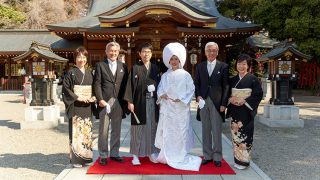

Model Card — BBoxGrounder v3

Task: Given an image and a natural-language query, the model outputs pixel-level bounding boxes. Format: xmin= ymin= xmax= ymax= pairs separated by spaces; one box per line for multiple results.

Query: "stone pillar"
xmin=25 ymin=82 xmax=32 ymax=104
xmin=52 ymin=78 xmax=61 ymax=103
xmin=261 ymin=78 xmax=272 ymax=101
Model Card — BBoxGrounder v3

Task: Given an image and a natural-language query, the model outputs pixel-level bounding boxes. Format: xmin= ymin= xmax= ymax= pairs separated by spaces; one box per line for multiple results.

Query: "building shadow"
xmin=0 ymin=153 xmax=69 ymax=174
xmin=0 ymin=120 xmax=20 ymax=129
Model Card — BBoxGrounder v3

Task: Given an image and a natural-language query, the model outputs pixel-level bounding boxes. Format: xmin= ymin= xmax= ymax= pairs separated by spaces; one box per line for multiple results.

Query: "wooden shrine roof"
xmin=13 ymin=41 xmax=68 ymax=63
xmin=0 ymin=30 xmax=81 ymax=54
xmin=257 ymin=41 xmax=312 ymax=62
xmin=47 ymin=0 xmax=260 ymax=35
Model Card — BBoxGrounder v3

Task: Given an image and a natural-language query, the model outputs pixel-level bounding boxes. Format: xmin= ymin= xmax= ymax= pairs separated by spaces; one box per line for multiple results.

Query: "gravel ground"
xmin=0 ymin=91 xmax=319 ymax=180
xmin=0 ymin=94 xmax=69 ymax=180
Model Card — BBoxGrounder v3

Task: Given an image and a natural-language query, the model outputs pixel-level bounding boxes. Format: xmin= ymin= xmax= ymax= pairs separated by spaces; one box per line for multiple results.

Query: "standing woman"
xmin=227 ymin=54 xmax=263 ymax=170
xmin=155 ymin=42 xmax=201 ymax=171
xmin=62 ymin=47 xmax=95 ymax=168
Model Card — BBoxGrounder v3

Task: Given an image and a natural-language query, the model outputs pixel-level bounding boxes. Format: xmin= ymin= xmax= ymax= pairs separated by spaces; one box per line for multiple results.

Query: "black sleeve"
xmin=194 ymin=64 xmax=201 ymax=100
xmin=123 ymin=66 xmax=134 ymax=103
xmin=62 ymin=69 xmax=77 ymax=118
xmin=221 ymin=63 xmax=230 ymax=107
xmin=246 ymin=76 xmax=263 ymax=110
xmin=93 ymin=63 xmax=103 ymax=102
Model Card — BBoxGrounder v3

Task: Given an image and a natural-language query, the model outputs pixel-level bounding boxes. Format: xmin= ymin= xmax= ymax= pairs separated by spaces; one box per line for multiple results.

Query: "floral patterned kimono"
xmin=62 ymin=67 xmax=93 ymax=165
xmin=227 ymin=73 xmax=263 ymax=167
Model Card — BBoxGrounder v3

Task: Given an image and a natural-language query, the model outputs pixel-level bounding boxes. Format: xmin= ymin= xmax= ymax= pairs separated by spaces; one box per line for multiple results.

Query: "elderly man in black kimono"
xmin=94 ymin=41 xmax=128 ymax=165
xmin=124 ymin=42 xmax=160 ymax=165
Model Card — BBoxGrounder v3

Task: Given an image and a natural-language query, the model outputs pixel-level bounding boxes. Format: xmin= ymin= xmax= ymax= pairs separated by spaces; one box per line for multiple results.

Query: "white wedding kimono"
xmin=155 ymin=69 xmax=201 ymax=171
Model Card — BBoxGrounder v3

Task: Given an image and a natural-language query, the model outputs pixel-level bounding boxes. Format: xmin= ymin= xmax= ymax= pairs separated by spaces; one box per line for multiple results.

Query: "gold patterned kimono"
xmin=227 ymin=73 xmax=263 ymax=167
xmin=62 ymin=67 xmax=93 ymax=165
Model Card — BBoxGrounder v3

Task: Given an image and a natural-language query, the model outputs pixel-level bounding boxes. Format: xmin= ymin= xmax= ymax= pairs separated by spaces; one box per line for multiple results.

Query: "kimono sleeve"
xmin=157 ymin=73 xmax=166 ymax=98
xmin=62 ymin=70 xmax=78 ymax=118
xmin=123 ymin=68 xmax=135 ymax=103
xmin=180 ymin=72 xmax=195 ymax=105
xmin=245 ymin=76 xmax=263 ymax=110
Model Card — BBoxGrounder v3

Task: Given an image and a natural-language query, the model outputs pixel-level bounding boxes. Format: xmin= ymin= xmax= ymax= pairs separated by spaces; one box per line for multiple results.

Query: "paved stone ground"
xmin=222 ymin=90 xmax=320 ymax=180
xmin=0 ymin=90 xmax=319 ymax=180
xmin=0 ymin=94 xmax=69 ymax=180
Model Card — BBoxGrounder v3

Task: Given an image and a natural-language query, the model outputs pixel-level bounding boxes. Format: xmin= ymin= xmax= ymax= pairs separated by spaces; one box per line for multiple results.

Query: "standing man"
xmin=194 ymin=42 xmax=229 ymax=167
xmin=94 ymin=41 xmax=128 ymax=165
xmin=124 ymin=43 xmax=160 ymax=165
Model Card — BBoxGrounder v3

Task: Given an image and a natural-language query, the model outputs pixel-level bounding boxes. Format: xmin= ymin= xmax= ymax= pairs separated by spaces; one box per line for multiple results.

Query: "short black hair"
xmin=138 ymin=42 xmax=153 ymax=52
xmin=236 ymin=54 xmax=252 ymax=70
xmin=74 ymin=46 xmax=88 ymax=62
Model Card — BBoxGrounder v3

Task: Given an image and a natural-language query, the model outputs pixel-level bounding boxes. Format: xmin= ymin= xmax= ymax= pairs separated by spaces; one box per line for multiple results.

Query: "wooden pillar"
xmin=8 ymin=57 xmax=11 ymax=89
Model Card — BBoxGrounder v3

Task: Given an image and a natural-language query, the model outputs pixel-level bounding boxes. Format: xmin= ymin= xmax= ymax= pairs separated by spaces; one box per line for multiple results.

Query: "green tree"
xmin=0 ymin=5 xmax=26 ymax=28
xmin=252 ymin=0 xmax=320 ymax=61
xmin=216 ymin=0 xmax=259 ymax=22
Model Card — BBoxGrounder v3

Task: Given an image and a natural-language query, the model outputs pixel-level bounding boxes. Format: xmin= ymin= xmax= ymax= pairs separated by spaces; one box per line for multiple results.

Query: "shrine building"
xmin=0 ymin=0 xmax=260 ymax=90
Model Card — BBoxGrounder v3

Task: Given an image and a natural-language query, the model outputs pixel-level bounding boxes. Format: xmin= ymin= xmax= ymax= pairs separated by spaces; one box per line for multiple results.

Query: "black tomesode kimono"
xmin=227 ymin=73 xmax=263 ymax=167
xmin=62 ymin=67 xmax=93 ymax=165
xmin=123 ymin=61 xmax=160 ymax=156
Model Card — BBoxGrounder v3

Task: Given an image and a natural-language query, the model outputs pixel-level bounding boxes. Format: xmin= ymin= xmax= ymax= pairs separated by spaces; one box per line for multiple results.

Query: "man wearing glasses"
xmin=124 ymin=43 xmax=160 ymax=165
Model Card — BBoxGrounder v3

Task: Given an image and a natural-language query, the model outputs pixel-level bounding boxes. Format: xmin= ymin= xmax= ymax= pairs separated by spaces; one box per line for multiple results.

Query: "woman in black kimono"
xmin=62 ymin=47 xmax=95 ymax=168
xmin=227 ymin=54 xmax=263 ymax=170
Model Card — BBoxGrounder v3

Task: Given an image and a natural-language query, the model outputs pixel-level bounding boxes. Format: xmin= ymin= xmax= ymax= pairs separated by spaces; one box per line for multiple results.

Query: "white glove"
xmin=198 ymin=99 xmax=205 ymax=109
xmin=147 ymin=84 xmax=155 ymax=92
xmin=105 ymin=103 xmax=111 ymax=114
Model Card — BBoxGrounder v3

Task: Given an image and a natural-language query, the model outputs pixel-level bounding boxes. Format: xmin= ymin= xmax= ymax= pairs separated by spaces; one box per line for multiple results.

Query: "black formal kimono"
xmin=227 ymin=73 xmax=263 ymax=167
xmin=62 ymin=67 xmax=93 ymax=165
xmin=124 ymin=61 xmax=160 ymax=156
xmin=124 ymin=61 xmax=160 ymax=125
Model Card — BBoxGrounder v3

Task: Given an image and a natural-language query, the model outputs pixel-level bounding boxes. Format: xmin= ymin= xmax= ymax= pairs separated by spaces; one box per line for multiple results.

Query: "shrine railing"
xmin=0 ymin=77 xmax=24 ymax=90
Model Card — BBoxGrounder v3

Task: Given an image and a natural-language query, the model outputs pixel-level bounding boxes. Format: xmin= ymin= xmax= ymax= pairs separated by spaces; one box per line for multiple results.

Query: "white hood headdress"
xmin=162 ymin=42 xmax=186 ymax=69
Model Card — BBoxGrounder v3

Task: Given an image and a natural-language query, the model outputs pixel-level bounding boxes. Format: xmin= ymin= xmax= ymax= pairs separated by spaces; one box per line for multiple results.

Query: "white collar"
xmin=207 ymin=59 xmax=216 ymax=65
xmin=108 ymin=59 xmax=117 ymax=65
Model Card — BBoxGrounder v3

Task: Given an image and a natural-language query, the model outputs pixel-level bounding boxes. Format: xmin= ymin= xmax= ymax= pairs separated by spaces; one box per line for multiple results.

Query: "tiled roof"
xmin=47 ymin=0 xmax=259 ymax=31
xmin=12 ymin=42 xmax=68 ymax=62
xmin=257 ymin=42 xmax=312 ymax=61
xmin=0 ymin=30 xmax=82 ymax=52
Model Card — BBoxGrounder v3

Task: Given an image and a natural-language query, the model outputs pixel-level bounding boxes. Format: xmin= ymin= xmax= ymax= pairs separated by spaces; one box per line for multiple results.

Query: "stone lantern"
xmin=189 ymin=48 xmax=198 ymax=78
xmin=257 ymin=41 xmax=311 ymax=127
xmin=13 ymin=41 xmax=68 ymax=129
xmin=13 ymin=41 xmax=67 ymax=106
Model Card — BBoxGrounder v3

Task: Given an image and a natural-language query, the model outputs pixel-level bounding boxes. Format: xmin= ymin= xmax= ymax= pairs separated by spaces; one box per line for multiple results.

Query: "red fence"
xmin=298 ymin=61 xmax=318 ymax=88
xmin=298 ymin=61 xmax=320 ymax=96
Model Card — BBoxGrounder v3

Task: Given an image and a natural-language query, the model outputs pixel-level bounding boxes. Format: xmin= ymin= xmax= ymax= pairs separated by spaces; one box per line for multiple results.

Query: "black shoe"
xmin=214 ymin=161 xmax=222 ymax=167
xmin=99 ymin=158 xmax=107 ymax=166
xmin=110 ymin=156 xmax=124 ymax=162
xmin=201 ymin=159 xmax=212 ymax=165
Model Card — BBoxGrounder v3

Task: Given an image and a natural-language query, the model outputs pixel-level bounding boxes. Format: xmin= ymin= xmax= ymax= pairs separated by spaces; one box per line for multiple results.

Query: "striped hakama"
xmin=130 ymin=93 xmax=158 ymax=156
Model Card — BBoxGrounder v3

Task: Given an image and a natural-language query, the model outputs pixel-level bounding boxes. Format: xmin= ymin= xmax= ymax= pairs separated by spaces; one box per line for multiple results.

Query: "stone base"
xmin=258 ymin=104 xmax=304 ymax=127
xmin=21 ymin=105 xmax=62 ymax=129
